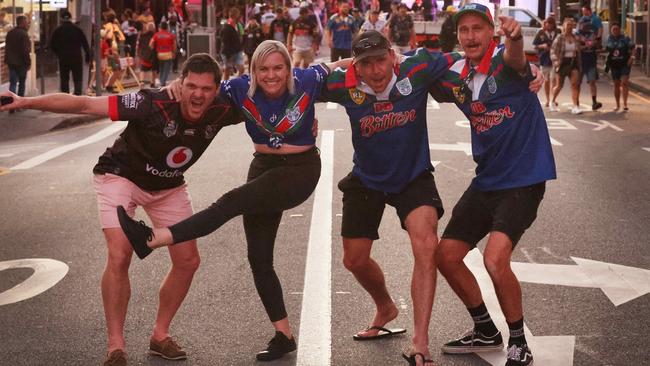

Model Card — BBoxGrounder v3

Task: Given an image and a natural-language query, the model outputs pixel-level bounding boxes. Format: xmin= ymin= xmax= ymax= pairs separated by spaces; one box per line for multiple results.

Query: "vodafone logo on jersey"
xmin=166 ymin=146 xmax=193 ymax=168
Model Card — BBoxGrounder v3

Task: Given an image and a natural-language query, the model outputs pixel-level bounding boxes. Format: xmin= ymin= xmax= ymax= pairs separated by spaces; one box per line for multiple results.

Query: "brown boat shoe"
xmin=103 ymin=349 xmax=127 ymax=366
xmin=149 ymin=336 xmax=187 ymax=360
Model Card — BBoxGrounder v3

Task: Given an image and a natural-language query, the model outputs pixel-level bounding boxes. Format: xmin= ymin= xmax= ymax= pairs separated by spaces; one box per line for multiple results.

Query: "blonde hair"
xmin=247 ymin=40 xmax=295 ymax=98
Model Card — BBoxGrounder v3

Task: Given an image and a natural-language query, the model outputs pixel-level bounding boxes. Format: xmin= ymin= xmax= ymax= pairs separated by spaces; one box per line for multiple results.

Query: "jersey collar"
xmin=460 ymin=39 xmax=497 ymax=78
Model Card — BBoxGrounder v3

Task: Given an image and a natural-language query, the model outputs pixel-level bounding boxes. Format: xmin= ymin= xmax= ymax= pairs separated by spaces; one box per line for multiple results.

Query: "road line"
xmin=297 ymin=130 xmax=334 ymax=366
xmin=629 ymin=89 xmax=650 ymax=103
xmin=0 ymin=153 xmax=15 ymax=157
xmin=643 ymin=147 xmax=650 ymax=153
xmin=11 ymin=122 xmax=126 ymax=170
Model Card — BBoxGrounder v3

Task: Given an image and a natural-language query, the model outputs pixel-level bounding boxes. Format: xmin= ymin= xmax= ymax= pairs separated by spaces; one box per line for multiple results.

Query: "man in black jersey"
xmin=0 ymin=54 xmax=241 ymax=366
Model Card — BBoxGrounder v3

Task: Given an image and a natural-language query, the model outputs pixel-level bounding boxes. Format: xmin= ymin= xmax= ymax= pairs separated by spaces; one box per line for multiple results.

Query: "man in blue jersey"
xmin=324 ymin=30 xmax=460 ymax=365
xmin=432 ymin=4 xmax=556 ymax=366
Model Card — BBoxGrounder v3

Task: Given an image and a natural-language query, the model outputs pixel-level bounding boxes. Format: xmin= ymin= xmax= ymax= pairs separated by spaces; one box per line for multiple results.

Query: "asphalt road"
xmin=0 ymin=79 xmax=649 ymax=366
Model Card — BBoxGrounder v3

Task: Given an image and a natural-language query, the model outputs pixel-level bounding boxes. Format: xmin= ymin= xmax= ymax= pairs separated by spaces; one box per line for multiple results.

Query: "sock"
xmin=592 ymin=95 xmax=598 ymax=104
xmin=468 ymin=302 xmax=499 ymax=337
xmin=507 ymin=318 xmax=527 ymax=346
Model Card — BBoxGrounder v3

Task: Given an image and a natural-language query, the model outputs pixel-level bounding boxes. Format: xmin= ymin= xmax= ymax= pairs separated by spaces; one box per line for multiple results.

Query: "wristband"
xmin=508 ymin=34 xmax=523 ymax=42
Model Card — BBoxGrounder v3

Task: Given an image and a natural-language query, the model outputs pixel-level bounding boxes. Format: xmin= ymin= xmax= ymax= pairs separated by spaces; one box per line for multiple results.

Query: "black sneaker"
xmin=592 ymin=101 xmax=603 ymax=110
xmin=116 ymin=205 xmax=153 ymax=259
xmin=505 ymin=343 xmax=533 ymax=366
xmin=256 ymin=331 xmax=297 ymax=361
xmin=441 ymin=329 xmax=503 ymax=354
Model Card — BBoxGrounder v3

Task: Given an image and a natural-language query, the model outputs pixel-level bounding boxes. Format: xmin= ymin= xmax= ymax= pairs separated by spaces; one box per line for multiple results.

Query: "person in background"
xmin=387 ymin=3 xmax=416 ymax=54
xmin=5 ymin=15 xmax=31 ymax=102
xmin=606 ymin=22 xmax=635 ymax=111
xmin=121 ymin=9 xmax=139 ymax=57
xmin=270 ymin=7 xmax=291 ymax=43
xmin=576 ymin=17 xmax=602 ymax=111
xmin=167 ymin=15 xmax=183 ymax=72
xmin=150 ymin=21 xmax=176 ymax=87
xmin=138 ymin=22 xmax=158 ymax=87
xmin=581 ymin=5 xmax=603 ymax=42
xmin=243 ymin=18 xmax=265 ymax=66
xmin=104 ymin=9 xmax=126 ymax=56
xmin=138 ymin=6 xmax=155 ymax=25
xmin=326 ymin=0 xmax=357 ymax=61
xmin=533 ymin=16 xmax=558 ymax=108
xmin=260 ymin=5 xmax=277 ymax=39
xmin=551 ymin=17 xmax=582 ymax=114
xmin=351 ymin=7 xmax=365 ymax=32
xmin=439 ymin=6 xmax=458 ymax=52
xmin=50 ymin=10 xmax=91 ymax=96
xmin=360 ymin=9 xmax=386 ymax=34
xmin=220 ymin=7 xmax=245 ymax=80
xmin=288 ymin=6 xmax=320 ymax=68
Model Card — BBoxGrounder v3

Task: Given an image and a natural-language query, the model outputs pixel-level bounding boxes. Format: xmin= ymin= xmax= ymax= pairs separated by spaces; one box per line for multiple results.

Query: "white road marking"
xmin=431 ymin=160 xmax=441 ymax=167
xmin=0 ymin=258 xmax=69 ymax=306
xmin=297 ymin=130 xmax=334 ymax=366
xmin=574 ymin=119 xmax=623 ymax=132
xmin=428 ymin=99 xmax=440 ymax=109
xmin=465 ymin=251 xmax=576 ymax=366
xmin=0 ymin=153 xmax=14 ymax=158
xmin=326 ymin=102 xmax=338 ymax=110
xmin=290 ymin=214 xmax=304 ymax=218
xmin=546 ymin=118 xmax=577 ymax=130
xmin=642 ymin=147 xmax=650 ymax=153
xmin=513 ymin=257 xmax=650 ymax=306
xmin=11 ymin=122 xmax=127 ymax=170
xmin=549 ymin=136 xmax=563 ymax=146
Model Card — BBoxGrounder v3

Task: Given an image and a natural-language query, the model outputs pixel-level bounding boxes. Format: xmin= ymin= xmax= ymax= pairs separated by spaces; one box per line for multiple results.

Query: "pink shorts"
xmin=93 ymin=173 xmax=193 ymax=229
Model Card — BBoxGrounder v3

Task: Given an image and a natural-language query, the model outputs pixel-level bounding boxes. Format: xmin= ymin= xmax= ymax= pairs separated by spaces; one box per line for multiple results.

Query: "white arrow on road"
xmin=465 ymin=250 xmax=576 ymax=366
xmin=574 ymin=119 xmax=623 ymax=131
xmin=0 ymin=258 xmax=69 ymax=306
xmin=429 ymin=142 xmax=472 ymax=156
xmin=513 ymin=257 xmax=650 ymax=306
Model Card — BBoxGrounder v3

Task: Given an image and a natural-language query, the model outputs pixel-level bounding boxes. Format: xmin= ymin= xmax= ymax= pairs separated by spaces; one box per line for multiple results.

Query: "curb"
xmin=50 ymin=114 xmax=105 ymax=131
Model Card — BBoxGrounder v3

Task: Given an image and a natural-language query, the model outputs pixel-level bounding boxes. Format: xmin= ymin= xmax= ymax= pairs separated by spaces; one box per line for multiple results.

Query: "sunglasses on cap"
xmin=352 ymin=32 xmax=390 ymax=58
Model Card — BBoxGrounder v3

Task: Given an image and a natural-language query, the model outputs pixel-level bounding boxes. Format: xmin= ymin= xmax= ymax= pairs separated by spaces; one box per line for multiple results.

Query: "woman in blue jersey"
xmin=117 ymin=41 xmax=349 ymax=361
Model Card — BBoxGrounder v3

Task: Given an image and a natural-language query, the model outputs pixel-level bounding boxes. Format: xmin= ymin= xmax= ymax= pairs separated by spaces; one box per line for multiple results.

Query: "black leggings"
xmin=170 ymin=147 xmax=321 ymax=321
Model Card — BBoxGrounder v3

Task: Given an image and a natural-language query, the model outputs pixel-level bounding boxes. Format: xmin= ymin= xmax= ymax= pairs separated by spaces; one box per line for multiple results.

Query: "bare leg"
xmin=621 ymin=75 xmax=630 ymax=108
xmin=482 ymin=232 xmax=522 ymax=323
xmin=570 ymin=70 xmax=581 ymax=106
xmin=613 ymin=79 xmax=621 ymax=109
xmin=551 ymin=74 xmax=564 ymax=104
xmin=101 ymin=228 xmax=133 ymax=353
xmin=152 ymin=240 xmax=200 ymax=340
xmin=436 ymin=239 xmax=483 ymax=308
xmin=342 ymin=237 xmax=399 ymax=337
xmin=404 ymin=206 xmax=440 ymax=363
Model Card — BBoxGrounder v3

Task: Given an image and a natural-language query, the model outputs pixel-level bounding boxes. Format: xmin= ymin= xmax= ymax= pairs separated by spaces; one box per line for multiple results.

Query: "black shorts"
xmin=338 ymin=171 xmax=444 ymax=240
xmin=442 ymin=182 xmax=546 ymax=248
xmin=331 ymin=48 xmax=352 ymax=62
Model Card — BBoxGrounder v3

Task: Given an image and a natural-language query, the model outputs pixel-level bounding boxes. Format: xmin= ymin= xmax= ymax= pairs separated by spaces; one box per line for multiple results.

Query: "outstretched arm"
xmin=324 ymin=57 xmax=352 ymax=71
xmin=498 ymin=16 xmax=526 ymax=73
xmin=0 ymin=91 xmax=109 ymax=116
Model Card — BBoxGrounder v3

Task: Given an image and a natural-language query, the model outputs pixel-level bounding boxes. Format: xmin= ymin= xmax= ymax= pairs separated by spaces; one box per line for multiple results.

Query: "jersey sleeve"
xmin=417 ymin=48 xmax=462 ymax=85
xmin=108 ymin=90 xmax=154 ymax=121
xmin=321 ymin=67 xmax=348 ymax=103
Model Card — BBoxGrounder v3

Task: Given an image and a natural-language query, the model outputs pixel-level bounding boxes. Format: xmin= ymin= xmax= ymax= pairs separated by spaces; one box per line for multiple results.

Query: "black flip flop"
xmin=352 ymin=325 xmax=407 ymax=341
xmin=401 ymin=352 xmax=435 ymax=366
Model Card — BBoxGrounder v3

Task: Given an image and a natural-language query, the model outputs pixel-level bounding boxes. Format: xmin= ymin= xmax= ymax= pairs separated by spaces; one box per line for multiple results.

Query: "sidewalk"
xmin=0 ymin=70 xmax=175 ymax=143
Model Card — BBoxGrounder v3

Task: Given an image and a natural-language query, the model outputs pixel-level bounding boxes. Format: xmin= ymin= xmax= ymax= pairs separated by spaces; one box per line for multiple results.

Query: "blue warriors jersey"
xmin=221 ymin=64 xmax=329 ymax=148
xmin=325 ymin=48 xmax=461 ymax=193
xmin=433 ymin=42 xmax=557 ymax=191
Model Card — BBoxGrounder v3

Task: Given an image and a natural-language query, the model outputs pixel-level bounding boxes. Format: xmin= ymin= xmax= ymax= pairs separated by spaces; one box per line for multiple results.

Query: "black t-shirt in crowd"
xmin=93 ymin=89 xmax=241 ymax=191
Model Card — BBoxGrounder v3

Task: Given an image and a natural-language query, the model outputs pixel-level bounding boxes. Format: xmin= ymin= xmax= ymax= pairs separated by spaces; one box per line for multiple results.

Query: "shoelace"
xmin=507 ymin=344 xmax=522 ymax=360
xmin=136 ymin=220 xmax=154 ymax=242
